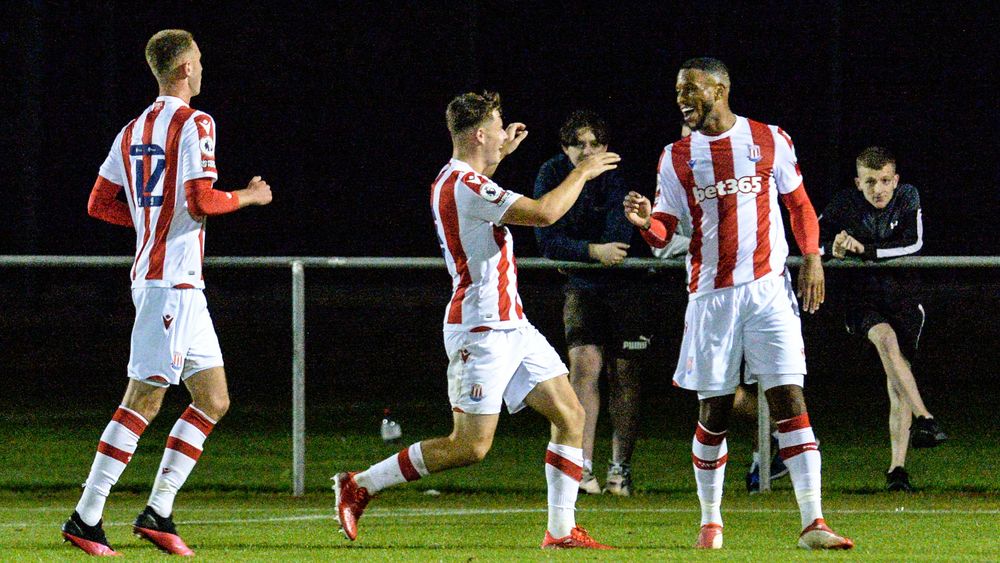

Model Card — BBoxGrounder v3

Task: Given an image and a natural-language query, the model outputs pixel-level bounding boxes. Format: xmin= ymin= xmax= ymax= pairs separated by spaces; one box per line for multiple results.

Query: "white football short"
xmin=673 ymin=272 xmax=807 ymax=394
xmin=128 ymin=287 xmax=224 ymax=387
xmin=444 ymin=324 xmax=568 ymax=415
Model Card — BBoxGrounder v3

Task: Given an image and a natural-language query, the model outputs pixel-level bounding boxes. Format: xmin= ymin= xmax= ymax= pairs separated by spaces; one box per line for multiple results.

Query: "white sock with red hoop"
xmin=354 ymin=442 xmax=428 ymax=494
xmin=692 ymin=422 xmax=727 ymax=527
xmin=147 ymin=405 xmax=217 ymax=518
xmin=545 ymin=442 xmax=582 ymax=538
xmin=76 ymin=406 xmax=149 ymax=526
xmin=777 ymin=413 xmax=823 ymax=529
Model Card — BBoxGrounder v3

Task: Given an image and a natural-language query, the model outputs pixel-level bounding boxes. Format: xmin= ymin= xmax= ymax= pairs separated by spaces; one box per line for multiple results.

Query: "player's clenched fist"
xmin=576 ymin=152 xmax=620 ymax=181
xmin=501 ymin=122 xmax=528 ymax=157
xmin=241 ymin=176 xmax=273 ymax=206
xmin=623 ymin=191 xmax=652 ymax=229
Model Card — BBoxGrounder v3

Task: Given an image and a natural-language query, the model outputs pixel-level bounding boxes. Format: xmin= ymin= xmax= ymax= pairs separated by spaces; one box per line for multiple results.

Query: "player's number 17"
xmin=130 ymin=144 xmax=166 ymax=208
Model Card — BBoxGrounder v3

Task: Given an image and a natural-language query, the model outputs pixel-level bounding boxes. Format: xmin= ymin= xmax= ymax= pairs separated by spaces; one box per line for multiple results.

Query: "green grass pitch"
xmin=2 ymin=404 xmax=998 ymax=560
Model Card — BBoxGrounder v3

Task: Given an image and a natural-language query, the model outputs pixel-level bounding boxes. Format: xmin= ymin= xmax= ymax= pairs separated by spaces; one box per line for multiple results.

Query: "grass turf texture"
xmin=3 ymin=401 xmax=999 ymax=561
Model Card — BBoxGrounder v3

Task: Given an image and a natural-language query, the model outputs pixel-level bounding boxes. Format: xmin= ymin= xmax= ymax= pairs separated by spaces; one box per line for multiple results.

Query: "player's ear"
xmin=474 ymin=127 xmax=486 ymax=145
xmin=715 ymin=83 xmax=728 ymax=102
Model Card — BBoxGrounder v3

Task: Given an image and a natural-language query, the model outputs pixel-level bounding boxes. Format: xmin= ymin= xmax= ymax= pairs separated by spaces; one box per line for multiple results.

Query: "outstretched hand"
xmin=501 ymin=123 xmax=528 ymax=158
xmin=623 ymin=191 xmax=652 ymax=229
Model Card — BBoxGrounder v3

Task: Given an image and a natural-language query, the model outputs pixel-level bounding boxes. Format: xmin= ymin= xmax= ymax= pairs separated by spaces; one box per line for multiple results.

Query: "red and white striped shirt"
xmin=653 ymin=116 xmax=804 ymax=298
xmin=430 ymin=158 xmax=528 ymax=331
xmin=98 ymin=96 xmax=218 ymax=289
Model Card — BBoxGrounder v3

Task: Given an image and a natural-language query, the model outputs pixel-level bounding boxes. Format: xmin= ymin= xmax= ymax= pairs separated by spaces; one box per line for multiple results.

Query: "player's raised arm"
xmin=483 ymin=122 xmax=528 ymax=178
xmin=502 ymin=152 xmax=620 ymax=227
xmin=624 ymin=191 xmax=679 ymax=250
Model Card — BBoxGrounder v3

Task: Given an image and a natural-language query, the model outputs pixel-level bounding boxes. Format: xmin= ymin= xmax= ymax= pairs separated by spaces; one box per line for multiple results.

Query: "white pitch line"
xmin=3 ymin=506 xmax=998 ymax=529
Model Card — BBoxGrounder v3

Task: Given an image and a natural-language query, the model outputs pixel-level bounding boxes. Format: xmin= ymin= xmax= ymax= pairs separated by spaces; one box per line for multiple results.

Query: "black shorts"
xmin=563 ymin=286 xmax=652 ymax=358
xmin=845 ymin=298 xmax=925 ymax=360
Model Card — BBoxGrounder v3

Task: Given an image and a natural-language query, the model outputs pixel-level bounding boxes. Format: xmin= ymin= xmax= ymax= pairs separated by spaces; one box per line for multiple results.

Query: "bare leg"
xmin=568 ymin=345 xmax=602 ymax=462
xmin=732 ymin=385 xmax=758 ymax=450
xmin=421 ymin=411 xmax=500 ymax=472
xmin=886 ymin=376 xmax=912 ymax=470
xmin=121 ymin=379 xmax=169 ymax=422
xmin=608 ymin=358 xmax=640 ymax=464
xmin=868 ymin=323 xmax=931 ymax=418
xmin=524 ymin=375 xmax=586 ymax=446
xmin=183 ymin=366 xmax=230 ymax=421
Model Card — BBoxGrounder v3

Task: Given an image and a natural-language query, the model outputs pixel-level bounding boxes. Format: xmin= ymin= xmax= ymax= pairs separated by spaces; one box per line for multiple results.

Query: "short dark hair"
xmin=446 ymin=91 xmax=502 ymax=135
xmin=145 ymin=29 xmax=195 ymax=81
xmin=559 ymin=110 xmax=609 ymax=147
xmin=680 ymin=57 xmax=731 ymax=85
xmin=856 ymin=146 xmax=896 ymax=172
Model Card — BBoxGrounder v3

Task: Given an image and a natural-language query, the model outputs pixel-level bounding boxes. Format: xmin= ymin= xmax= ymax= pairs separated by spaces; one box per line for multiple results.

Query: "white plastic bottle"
xmin=380 ymin=408 xmax=402 ymax=443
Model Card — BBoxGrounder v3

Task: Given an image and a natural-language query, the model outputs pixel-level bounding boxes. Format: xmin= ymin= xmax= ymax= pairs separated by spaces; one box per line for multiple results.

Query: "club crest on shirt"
xmin=748 ymin=144 xmax=762 ymax=162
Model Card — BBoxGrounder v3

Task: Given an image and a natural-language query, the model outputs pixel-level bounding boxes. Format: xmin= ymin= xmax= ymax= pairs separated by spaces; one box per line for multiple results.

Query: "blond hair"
xmin=145 ymin=29 xmax=195 ymax=82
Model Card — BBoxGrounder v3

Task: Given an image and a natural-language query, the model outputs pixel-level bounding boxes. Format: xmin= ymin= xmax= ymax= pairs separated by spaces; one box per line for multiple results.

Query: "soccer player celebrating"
xmin=61 ymin=29 xmax=272 ymax=556
xmin=623 ymin=57 xmax=853 ymax=550
xmin=820 ymin=146 xmax=946 ymax=492
xmin=333 ymin=92 xmax=619 ymax=549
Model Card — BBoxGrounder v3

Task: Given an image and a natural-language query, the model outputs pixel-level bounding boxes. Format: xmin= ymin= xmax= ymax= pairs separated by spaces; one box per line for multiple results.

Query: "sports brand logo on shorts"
xmin=162 ymin=314 xmax=174 ymax=330
xmin=470 ymin=383 xmax=484 ymax=402
xmin=171 ymin=352 xmax=183 ymax=370
xmin=622 ymin=335 xmax=652 ymax=351
xmin=748 ymin=144 xmax=762 ymax=162
xmin=460 ymin=349 xmax=471 ymax=363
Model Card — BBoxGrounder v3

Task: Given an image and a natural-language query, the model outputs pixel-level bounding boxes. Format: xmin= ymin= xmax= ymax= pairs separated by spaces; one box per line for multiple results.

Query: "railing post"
xmin=292 ymin=261 xmax=306 ymax=496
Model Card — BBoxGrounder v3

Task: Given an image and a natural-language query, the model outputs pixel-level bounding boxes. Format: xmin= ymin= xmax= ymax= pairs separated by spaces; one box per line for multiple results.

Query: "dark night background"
xmin=3 ymin=1 xmax=999 ymax=257
xmin=1 ymin=3 xmax=998 ymax=435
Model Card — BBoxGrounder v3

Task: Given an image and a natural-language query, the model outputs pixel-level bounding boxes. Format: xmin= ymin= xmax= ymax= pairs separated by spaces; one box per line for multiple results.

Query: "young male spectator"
xmin=819 ymin=146 xmax=947 ymax=492
xmin=534 ymin=110 xmax=653 ymax=496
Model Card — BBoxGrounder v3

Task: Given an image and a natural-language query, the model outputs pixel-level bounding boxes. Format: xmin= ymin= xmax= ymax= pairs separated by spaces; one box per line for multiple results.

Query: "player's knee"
xmin=131 ymin=402 xmax=161 ymax=422
xmin=559 ymin=399 xmax=586 ymax=432
xmin=123 ymin=395 xmax=162 ymax=422
xmin=468 ymin=441 xmax=492 ymax=463
xmin=455 ymin=438 xmax=492 ymax=465
xmin=194 ymin=394 xmax=230 ymax=421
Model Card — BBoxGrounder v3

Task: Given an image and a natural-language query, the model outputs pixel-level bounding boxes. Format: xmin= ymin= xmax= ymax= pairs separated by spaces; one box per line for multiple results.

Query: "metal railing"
xmin=2 ymin=255 xmax=997 ymax=495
